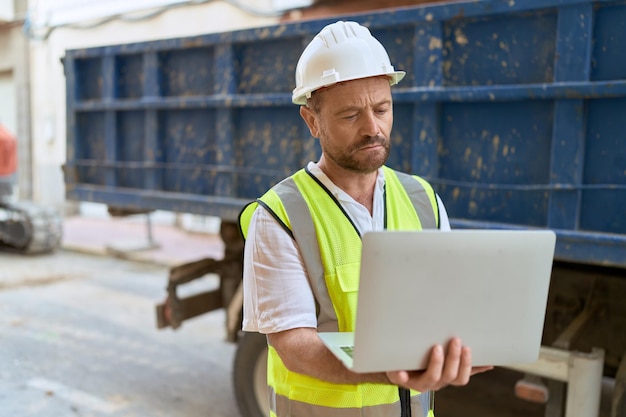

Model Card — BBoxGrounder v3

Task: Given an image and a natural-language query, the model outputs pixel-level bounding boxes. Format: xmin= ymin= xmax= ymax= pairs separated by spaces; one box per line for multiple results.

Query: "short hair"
xmin=306 ymin=92 xmax=323 ymax=114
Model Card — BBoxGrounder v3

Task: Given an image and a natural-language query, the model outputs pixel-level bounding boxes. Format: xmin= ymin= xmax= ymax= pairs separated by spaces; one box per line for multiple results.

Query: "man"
xmin=240 ymin=21 xmax=492 ymax=417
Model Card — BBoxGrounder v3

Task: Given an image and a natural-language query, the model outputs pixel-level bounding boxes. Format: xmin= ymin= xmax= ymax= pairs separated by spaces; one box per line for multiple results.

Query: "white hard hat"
xmin=292 ymin=21 xmax=406 ymax=105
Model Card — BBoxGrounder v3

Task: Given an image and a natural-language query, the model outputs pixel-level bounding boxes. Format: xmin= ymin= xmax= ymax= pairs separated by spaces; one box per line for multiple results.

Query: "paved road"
xmin=0 ymin=250 xmax=239 ymax=417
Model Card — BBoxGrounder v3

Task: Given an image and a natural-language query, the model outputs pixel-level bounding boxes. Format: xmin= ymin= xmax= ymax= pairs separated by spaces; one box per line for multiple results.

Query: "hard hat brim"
xmin=292 ymin=71 xmax=406 ymax=105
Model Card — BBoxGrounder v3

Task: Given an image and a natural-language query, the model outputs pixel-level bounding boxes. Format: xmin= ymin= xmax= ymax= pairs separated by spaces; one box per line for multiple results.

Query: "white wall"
xmin=0 ymin=0 xmax=15 ymax=22
xmin=28 ymin=0 xmax=281 ymax=212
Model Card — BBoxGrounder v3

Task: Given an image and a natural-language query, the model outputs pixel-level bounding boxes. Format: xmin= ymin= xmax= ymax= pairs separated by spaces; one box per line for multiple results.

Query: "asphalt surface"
xmin=0 ymin=249 xmax=239 ymax=417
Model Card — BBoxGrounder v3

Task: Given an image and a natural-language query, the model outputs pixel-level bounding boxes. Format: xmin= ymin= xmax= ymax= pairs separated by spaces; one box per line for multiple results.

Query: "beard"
xmin=322 ymin=134 xmax=390 ymax=174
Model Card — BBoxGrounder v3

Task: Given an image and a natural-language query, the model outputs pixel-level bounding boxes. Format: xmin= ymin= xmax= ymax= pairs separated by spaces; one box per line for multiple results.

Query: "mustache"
xmin=356 ymin=135 xmax=387 ymax=148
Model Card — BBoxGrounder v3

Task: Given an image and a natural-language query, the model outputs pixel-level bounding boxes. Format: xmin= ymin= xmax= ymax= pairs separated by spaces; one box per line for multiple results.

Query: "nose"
xmin=359 ymin=110 xmax=381 ymax=137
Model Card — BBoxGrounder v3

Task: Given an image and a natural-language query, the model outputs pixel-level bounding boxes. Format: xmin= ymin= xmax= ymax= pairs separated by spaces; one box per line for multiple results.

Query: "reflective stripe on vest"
xmin=385 ymin=166 xmax=438 ymax=230
xmin=240 ymin=166 xmax=439 ymax=416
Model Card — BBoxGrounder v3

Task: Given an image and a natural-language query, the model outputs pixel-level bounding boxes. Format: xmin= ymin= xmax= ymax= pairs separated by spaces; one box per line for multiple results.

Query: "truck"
xmin=61 ymin=0 xmax=626 ymax=416
xmin=0 ymin=123 xmax=62 ymax=254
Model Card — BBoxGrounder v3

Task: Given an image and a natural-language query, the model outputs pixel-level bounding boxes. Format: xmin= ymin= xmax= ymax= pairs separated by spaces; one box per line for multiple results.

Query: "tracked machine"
xmin=0 ymin=123 xmax=62 ymax=254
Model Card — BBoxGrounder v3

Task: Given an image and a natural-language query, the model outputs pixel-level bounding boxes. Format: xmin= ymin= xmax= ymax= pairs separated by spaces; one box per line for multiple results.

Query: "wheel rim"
xmin=253 ymin=346 xmax=269 ymax=417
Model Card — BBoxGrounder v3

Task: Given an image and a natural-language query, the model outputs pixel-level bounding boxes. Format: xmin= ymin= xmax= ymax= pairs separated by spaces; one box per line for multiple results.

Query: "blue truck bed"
xmin=63 ymin=0 xmax=626 ymax=268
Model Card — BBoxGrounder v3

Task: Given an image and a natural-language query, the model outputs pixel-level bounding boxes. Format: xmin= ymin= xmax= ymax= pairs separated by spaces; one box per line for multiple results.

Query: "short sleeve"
xmin=242 ymin=207 xmax=318 ymax=333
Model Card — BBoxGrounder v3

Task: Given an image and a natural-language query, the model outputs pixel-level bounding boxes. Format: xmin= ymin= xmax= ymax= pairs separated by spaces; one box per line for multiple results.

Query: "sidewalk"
xmin=62 ymin=214 xmax=225 ymax=267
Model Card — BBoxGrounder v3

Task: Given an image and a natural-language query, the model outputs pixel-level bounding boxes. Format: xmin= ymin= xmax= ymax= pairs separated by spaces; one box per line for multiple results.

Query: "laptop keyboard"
xmin=340 ymin=346 xmax=354 ymax=358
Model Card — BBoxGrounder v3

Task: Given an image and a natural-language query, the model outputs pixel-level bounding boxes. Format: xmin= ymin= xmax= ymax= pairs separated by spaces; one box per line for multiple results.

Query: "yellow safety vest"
xmin=240 ymin=165 xmax=439 ymax=417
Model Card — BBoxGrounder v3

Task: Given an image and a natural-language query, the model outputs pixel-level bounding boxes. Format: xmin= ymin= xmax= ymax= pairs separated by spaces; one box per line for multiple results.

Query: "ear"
xmin=300 ymin=106 xmax=319 ymax=138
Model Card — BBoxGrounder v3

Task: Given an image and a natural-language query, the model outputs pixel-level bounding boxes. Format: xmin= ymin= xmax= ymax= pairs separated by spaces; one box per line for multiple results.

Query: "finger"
xmin=451 ymin=346 xmax=472 ymax=386
xmin=394 ymin=345 xmax=445 ymax=392
xmin=421 ymin=344 xmax=445 ymax=388
xmin=386 ymin=370 xmax=409 ymax=385
xmin=441 ymin=338 xmax=462 ymax=382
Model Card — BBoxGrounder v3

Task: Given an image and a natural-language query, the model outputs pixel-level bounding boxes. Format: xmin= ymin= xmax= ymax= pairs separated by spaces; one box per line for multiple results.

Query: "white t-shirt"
xmin=242 ymin=162 xmax=451 ymax=334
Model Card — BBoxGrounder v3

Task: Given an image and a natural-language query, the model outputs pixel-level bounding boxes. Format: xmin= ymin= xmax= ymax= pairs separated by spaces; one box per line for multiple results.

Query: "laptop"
xmin=318 ymin=229 xmax=556 ymax=373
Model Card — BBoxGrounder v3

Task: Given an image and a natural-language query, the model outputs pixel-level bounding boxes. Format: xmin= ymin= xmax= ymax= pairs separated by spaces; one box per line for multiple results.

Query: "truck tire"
xmin=234 ymin=332 xmax=269 ymax=417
